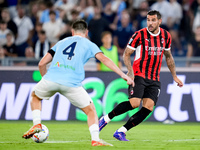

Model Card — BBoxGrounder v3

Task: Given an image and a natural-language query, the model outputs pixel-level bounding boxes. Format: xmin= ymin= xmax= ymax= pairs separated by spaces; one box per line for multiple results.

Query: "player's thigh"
xmin=143 ymin=82 xmax=161 ymax=106
xmin=61 ymin=86 xmax=92 ymax=108
xmin=33 ymin=78 xmax=58 ymax=100
xmin=128 ymin=76 xmax=145 ymax=107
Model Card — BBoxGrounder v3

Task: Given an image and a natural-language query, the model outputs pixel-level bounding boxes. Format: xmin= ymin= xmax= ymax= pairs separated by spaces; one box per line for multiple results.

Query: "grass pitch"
xmin=0 ymin=121 xmax=199 ymax=150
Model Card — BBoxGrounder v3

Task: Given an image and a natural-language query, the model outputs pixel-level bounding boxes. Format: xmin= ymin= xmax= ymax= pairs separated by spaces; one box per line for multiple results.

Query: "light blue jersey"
xmin=43 ymin=35 xmax=102 ymax=87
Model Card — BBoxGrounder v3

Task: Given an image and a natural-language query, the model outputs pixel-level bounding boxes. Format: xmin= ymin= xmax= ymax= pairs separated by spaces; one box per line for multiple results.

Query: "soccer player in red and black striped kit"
xmin=99 ymin=10 xmax=184 ymax=141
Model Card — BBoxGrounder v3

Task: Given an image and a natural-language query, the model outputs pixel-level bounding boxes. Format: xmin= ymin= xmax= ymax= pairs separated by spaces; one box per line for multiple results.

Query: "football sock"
xmin=108 ymin=101 xmax=134 ymax=119
xmin=124 ymin=107 xmax=151 ymax=130
xmin=104 ymin=114 xmax=111 ymax=123
xmin=32 ymin=109 xmax=41 ymax=125
xmin=89 ymin=124 xmax=100 ymax=141
xmin=118 ymin=126 xmax=127 ymax=133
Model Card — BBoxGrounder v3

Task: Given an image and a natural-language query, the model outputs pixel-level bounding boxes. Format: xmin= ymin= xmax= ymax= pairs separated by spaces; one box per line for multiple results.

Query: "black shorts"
xmin=128 ymin=76 xmax=161 ymax=105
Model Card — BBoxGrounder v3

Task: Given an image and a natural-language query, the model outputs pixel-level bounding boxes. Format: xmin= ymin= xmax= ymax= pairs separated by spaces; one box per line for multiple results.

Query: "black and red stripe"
xmin=128 ymin=27 xmax=172 ymax=81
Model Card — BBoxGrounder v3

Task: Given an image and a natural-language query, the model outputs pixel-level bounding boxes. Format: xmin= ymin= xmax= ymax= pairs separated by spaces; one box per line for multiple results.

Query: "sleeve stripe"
xmin=165 ymin=47 xmax=171 ymax=51
xmin=127 ymin=45 xmax=136 ymax=50
xmin=48 ymin=49 xmax=55 ymax=57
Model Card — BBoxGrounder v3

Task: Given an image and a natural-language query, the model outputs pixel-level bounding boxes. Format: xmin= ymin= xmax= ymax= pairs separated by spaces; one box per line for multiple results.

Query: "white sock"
xmin=118 ymin=126 xmax=127 ymax=133
xmin=32 ymin=109 xmax=41 ymax=125
xmin=89 ymin=124 xmax=100 ymax=141
xmin=104 ymin=114 xmax=111 ymax=123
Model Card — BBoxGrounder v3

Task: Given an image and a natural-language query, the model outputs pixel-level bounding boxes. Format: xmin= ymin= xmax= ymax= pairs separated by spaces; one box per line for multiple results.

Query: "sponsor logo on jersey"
xmin=54 ymin=62 xmax=75 ymax=70
xmin=161 ymin=38 xmax=164 ymax=43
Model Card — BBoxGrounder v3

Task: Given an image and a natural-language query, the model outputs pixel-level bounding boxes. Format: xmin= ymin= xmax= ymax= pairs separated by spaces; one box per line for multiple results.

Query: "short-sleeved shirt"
xmin=3 ymin=44 xmax=18 ymax=56
xmin=189 ymin=37 xmax=200 ymax=57
xmin=14 ymin=16 xmax=34 ymax=45
xmin=127 ymin=27 xmax=171 ymax=81
xmin=43 ymin=35 xmax=102 ymax=87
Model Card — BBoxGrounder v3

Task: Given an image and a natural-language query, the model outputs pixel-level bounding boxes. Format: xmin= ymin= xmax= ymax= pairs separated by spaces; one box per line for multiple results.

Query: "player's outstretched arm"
xmin=123 ymin=47 xmax=135 ymax=79
xmin=38 ymin=53 xmax=53 ymax=76
xmin=164 ymin=50 xmax=183 ymax=87
xmin=96 ymin=52 xmax=134 ymax=86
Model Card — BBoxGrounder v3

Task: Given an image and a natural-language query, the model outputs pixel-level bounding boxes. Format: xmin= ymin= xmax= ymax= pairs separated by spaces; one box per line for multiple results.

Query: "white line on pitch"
xmin=45 ymin=139 xmax=200 ymax=143
xmin=0 ymin=139 xmax=200 ymax=144
xmin=166 ymin=139 xmax=200 ymax=142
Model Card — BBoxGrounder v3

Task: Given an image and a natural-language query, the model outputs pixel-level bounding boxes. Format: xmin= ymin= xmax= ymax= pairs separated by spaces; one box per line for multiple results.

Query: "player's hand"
xmin=173 ymin=76 xmax=183 ymax=87
xmin=126 ymin=71 xmax=134 ymax=79
xmin=121 ymin=74 xmax=134 ymax=87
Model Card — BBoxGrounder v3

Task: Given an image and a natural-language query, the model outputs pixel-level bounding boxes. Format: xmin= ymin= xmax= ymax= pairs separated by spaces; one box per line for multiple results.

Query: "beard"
xmin=148 ymin=24 xmax=159 ymax=33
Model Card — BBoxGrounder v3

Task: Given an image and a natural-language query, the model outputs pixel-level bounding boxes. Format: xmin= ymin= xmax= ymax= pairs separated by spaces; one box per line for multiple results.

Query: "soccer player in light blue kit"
xmin=22 ymin=20 xmax=133 ymax=146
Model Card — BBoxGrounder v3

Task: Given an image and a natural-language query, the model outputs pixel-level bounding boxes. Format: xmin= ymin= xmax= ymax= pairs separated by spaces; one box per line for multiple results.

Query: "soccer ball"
xmin=32 ymin=124 xmax=49 ymax=143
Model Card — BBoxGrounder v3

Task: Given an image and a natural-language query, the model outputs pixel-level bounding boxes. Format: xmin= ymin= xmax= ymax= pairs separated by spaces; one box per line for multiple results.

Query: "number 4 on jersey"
xmin=63 ymin=42 xmax=77 ymax=60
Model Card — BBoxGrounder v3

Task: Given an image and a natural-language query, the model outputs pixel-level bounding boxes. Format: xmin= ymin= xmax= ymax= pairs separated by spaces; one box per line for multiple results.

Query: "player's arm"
xmin=96 ymin=52 xmax=134 ymax=86
xmin=38 ymin=52 xmax=53 ymax=76
xmin=164 ymin=50 xmax=183 ymax=87
xmin=96 ymin=58 xmax=101 ymax=71
xmin=123 ymin=47 xmax=135 ymax=80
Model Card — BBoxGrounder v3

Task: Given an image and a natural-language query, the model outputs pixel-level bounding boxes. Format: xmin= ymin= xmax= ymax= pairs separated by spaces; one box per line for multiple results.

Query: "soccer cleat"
xmin=113 ymin=130 xmax=129 ymax=141
xmin=22 ymin=124 xmax=42 ymax=139
xmin=99 ymin=117 xmax=107 ymax=131
xmin=91 ymin=139 xmax=113 ymax=146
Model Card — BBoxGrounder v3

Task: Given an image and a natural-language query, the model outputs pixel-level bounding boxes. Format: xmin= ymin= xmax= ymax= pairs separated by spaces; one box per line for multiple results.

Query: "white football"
xmin=32 ymin=124 xmax=49 ymax=143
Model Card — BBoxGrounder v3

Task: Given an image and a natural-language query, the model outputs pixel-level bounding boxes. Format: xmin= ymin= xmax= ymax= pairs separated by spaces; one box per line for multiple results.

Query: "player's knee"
xmin=82 ymin=104 xmax=96 ymax=116
xmin=31 ymin=91 xmax=42 ymax=103
xmin=142 ymin=100 xmax=154 ymax=111
xmin=31 ymin=91 xmax=36 ymax=97
xmin=129 ymin=98 xmax=141 ymax=108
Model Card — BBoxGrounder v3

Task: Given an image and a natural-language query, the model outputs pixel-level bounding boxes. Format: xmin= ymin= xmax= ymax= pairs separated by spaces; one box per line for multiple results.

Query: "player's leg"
xmin=81 ymin=103 xmax=100 ymax=145
xmin=114 ymin=81 xmax=160 ymax=141
xmin=81 ymin=103 xmax=112 ymax=146
xmin=99 ymin=98 xmax=140 ymax=131
xmin=22 ymin=79 xmax=57 ymax=139
xmin=31 ymin=91 xmax=42 ymax=125
xmin=99 ymin=77 xmax=144 ymax=131
xmin=61 ymin=86 xmax=112 ymax=146
xmin=123 ymin=98 xmax=154 ymax=130
xmin=113 ymin=98 xmax=153 ymax=141
xmin=22 ymin=92 xmax=43 ymax=139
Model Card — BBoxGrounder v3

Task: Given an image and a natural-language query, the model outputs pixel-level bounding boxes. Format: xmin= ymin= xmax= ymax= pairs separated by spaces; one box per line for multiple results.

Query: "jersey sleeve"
xmin=90 ymin=42 xmax=102 ymax=57
xmin=165 ymin=32 xmax=172 ymax=51
xmin=51 ymin=43 xmax=57 ymax=52
xmin=127 ymin=32 xmax=140 ymax=50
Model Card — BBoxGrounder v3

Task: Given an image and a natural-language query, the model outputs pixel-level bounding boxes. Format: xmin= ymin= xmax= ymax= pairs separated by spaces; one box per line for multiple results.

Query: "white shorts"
xmin=33 ymin=78 xmax=93 ymax=108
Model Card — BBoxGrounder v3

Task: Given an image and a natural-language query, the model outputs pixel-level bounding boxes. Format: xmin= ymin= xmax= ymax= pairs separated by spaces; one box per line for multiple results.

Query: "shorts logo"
xmin=131 ymin=89 xmax=134 ymax=95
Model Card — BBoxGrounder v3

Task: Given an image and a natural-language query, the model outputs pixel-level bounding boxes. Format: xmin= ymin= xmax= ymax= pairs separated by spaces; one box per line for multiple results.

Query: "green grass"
xmin=0 ymin=121 xmax=200 ymax=150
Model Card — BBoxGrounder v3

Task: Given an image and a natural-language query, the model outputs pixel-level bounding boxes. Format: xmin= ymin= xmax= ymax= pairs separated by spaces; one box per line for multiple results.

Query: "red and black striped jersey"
xmin=127 ymin=27 xmax=171 ymax=81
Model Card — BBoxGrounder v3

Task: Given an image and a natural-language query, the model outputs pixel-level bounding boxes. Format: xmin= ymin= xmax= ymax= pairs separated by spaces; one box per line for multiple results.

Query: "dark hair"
xmin=39 ymin=30 xmax=46 ymax=35
xmin=101 ymin=31 xmax=112 ymax=39
xmin=147 ymin=10 xmax=162 ymax=19
xmin=46 ymin=1 xmax=54 ymax=8
xmin=72 ymin=19 xmax=88 ymax=31
xmin=36 ymin=22 xmax=43 ymax=27
xmin=49 ymin=10 xmax=56 ymax=15
xmin=0 ymin=20 xmax=6 ymax=24
xmin=6 ymin=31 xmax=13 ymax=36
